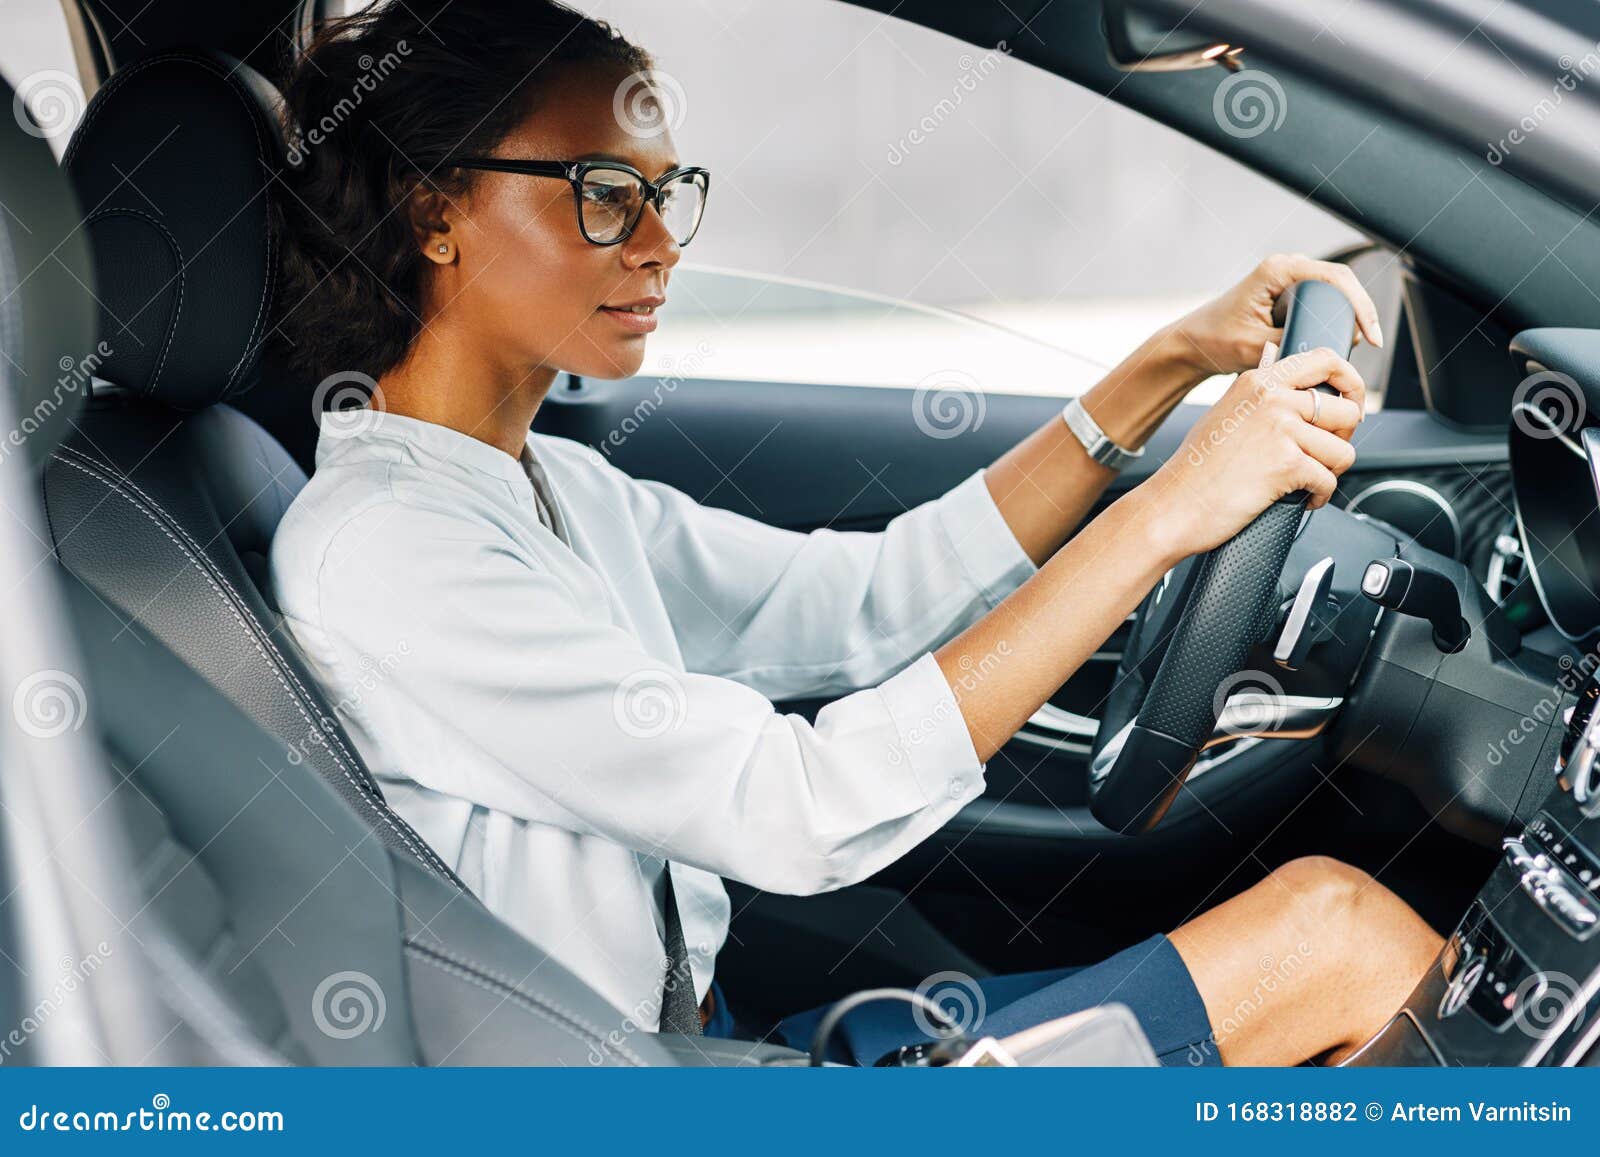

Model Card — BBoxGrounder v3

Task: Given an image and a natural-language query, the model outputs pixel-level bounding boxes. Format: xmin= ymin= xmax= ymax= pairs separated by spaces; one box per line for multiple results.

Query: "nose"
xmin=619 ymin=200 xmax=682 ymax=271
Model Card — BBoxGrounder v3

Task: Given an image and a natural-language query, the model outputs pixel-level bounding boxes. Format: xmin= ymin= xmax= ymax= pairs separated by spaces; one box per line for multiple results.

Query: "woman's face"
xmin=430 ymin=62 xmax=686 ymax=381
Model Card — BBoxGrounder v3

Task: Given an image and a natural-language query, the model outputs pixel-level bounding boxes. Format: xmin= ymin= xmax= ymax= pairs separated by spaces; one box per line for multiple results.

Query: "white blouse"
xmin=269 ymin=409 xmax=1035 ymax=1029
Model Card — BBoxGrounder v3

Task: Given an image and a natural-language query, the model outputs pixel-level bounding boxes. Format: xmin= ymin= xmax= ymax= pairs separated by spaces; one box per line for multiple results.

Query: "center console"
xmin=1348 ymin=664 xmax=1600 ymax=1065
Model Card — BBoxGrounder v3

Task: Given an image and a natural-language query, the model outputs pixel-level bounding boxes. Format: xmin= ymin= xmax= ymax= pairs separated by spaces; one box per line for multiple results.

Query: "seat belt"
xmin=658 ymin=866 xmax=703 ymax=1036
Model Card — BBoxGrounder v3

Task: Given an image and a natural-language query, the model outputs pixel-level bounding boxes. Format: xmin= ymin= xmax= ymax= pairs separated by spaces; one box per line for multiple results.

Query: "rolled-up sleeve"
xmin=620 ymin=467 xmax=1037 ymax=701
xmin=310 ymin=502 xmax=990 ymax=896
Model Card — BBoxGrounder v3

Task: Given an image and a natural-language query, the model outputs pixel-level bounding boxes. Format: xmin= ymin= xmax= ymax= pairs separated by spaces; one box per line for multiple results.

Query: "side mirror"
xmin=1103 ymin=0 xmax=1242 ymax=72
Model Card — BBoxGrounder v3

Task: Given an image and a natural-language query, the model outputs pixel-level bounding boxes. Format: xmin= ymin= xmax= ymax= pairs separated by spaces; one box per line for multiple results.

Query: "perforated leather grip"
xmin=1135 ymin=500 xmax=1302 ymax=747
xmin=1090 ymin=505 xmax=1302 ymax=834
xmin=1089 ymin=280 xmax=1356 ymax=834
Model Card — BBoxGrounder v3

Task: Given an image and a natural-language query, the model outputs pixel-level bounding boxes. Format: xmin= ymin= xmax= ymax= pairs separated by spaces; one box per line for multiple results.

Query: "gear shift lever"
xmin=1360 ymin=557 xmax=1470 ymax=653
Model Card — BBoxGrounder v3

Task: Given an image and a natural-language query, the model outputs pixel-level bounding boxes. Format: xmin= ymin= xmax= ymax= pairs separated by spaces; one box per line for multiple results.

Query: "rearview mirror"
xmin=1103 ymin=0 xmax=1241 ymax=72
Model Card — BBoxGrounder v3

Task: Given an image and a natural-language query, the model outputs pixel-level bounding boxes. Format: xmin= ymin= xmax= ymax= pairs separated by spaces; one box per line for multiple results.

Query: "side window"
xmin=575 ymin=0 xmax=1368 ymax=403
xmin=1 ymin=0 xmax=89 ymax=157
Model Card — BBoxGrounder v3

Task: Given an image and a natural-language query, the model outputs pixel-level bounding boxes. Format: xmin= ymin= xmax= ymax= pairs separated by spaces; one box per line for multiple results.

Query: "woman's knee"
xmin=1264 ymin=855 xmax=1439 ymax=971
xmin=1266 ymin=855 xmax=1372 ymax=925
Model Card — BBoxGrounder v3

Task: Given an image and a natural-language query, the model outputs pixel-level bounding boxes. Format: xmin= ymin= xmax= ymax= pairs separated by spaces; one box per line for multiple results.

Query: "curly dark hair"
xmin=271 ymin=0 xmax=652 ymax=385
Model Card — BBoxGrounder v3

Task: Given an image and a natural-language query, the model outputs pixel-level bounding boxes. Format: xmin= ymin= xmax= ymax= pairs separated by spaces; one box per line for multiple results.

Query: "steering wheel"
xmin=1087 ymin=281 xmax=1358 ymax=834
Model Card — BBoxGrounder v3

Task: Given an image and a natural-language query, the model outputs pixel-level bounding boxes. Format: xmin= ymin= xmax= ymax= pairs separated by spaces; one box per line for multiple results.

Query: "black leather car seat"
xmin=3 ymin=57 xmax=772 ymax=1067
xmin=39 ymin=50 xmax=462 ymax=889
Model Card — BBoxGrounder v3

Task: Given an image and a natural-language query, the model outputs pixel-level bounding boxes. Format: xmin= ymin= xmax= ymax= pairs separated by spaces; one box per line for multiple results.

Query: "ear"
xmin=408 ymin=183 xmax=457 ymax=265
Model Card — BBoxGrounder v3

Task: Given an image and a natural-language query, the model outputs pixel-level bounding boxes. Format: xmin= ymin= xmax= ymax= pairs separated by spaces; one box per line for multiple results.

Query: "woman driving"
xmin=269 ymin=0 xmax=1442 ymax=1065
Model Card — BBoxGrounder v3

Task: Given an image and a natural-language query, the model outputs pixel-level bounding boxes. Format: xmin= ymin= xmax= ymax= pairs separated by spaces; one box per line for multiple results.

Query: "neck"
xmin=375 ymin=322 xmax=558 ymax=459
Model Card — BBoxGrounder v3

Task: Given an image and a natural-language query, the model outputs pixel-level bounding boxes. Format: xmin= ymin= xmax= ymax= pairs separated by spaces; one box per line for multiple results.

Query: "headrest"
xmin=0 ymin=75 xmax=98 ymax=471
xmin=63 ymin=51 xmax=285 ymax=411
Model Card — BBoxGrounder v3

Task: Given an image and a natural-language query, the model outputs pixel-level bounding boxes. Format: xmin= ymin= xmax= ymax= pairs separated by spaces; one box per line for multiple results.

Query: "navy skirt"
xmin=707 ymin=933 xmax=1220 ymax=1067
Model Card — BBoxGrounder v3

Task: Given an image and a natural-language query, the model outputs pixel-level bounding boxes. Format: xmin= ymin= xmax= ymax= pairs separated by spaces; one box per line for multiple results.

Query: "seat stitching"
xmin=63 ymin=51 xmax=278 ymax=399
xmin=53 ymin=450 xmax=433 ymax=862
xmin=82 ymin=207 xmax=184 ymax=396
xmin=55 ymin=443 xmax=384 ymax=800
xmin=403 ymin=940 xmax=644 ymax=1066
xmin=402 ymin=935 xmax=621 ymax=1052
xmin=54 ymin=449 xmax=450 ymax=876
xmin=50 ymin=450 xmax=458 ymax=881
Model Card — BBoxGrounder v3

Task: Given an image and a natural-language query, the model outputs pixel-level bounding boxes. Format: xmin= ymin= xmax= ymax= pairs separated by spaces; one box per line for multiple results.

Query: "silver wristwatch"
xmin=1061 ymin=397 xmax=1144 ymax=472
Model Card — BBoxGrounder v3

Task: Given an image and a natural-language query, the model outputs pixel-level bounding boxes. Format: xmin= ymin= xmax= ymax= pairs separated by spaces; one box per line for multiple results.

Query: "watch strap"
xmin=1061 ymin=398 xmax=1144 ymax=472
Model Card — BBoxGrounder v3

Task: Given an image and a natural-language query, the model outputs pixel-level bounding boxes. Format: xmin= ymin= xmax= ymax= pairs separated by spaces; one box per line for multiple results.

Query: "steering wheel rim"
xmin=1087 ymin=281 xmax=1357 ymax=834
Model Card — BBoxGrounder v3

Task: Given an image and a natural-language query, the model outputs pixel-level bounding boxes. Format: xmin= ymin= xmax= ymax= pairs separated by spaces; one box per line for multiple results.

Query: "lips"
xmin=601 ymin=294 xmax=668 ymax=334
xmin=598 ymin=295 xmax=664 ymax=335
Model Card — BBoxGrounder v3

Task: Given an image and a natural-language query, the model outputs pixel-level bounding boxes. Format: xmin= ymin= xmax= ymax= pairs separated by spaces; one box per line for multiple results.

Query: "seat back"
xmin=41 ymin=50 xmax=461 ymax=888
xmin=65 ymin=565 xmax=669 ymax=1065
xmin=1 ymin=60 xmax=673 ymax=1064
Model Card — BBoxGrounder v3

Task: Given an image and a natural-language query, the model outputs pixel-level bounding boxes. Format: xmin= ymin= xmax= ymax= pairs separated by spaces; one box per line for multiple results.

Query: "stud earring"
xmin=437 ymin=243 xmax=448 ymax=254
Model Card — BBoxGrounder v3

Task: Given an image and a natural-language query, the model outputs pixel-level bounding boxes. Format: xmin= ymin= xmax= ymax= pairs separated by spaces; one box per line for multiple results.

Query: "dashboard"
xmin=1350 ymin=651 xmax=1600 ymax=1065
xmin=1345 ymin=326 xmax=1600 ymax=1066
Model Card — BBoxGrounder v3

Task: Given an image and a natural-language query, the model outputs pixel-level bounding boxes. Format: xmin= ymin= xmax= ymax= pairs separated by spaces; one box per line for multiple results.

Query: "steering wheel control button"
xmin=1274 ymin=556 xmax=1335 ymax=670
xmin=1361 ymin=561 xmax=1389 ymax=596
xmin=1359 ymin=556 xmax=1471 ymax=653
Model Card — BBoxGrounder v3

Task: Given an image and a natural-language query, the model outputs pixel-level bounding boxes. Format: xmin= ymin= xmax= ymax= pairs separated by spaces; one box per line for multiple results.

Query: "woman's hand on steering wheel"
xmin=1169 ymin=254 xmax=1385 ymax=377
xmin=1144 ymin=347 xmax=1367 ymax=559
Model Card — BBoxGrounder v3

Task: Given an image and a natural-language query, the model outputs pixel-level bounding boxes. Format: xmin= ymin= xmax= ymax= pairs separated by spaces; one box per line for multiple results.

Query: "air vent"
xmin=1345 ymin=479 xmax=1461 ymax=559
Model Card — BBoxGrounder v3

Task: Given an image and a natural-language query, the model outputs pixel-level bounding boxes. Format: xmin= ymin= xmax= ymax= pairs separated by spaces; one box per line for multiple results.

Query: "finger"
xmin=1257 ymin=348 xmax=1367 ymax=412
xmin=1301 ymin=258 xmax=1384 ymax=349
xmin=1296 ymin=389 xmax=1362 ymax=436
xmin=1289 ymin=420 xmax=1358 ymax=478
xmin=1294 ymin=455 xmax=1340 ymax=510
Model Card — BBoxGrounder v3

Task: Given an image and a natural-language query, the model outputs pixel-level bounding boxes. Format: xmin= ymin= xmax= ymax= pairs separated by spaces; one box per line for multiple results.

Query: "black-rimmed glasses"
xmin=442 ymin=157 xmax=710 ymax=247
